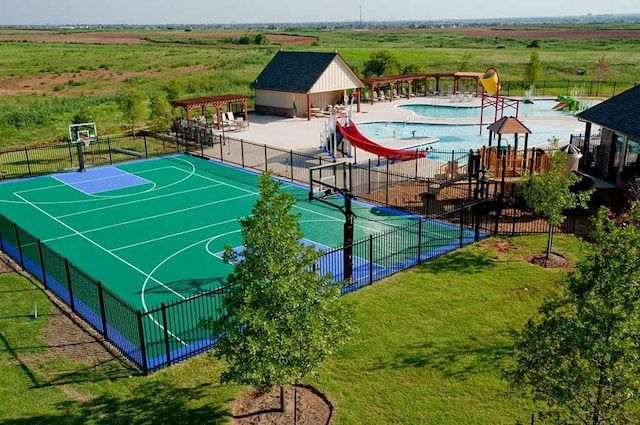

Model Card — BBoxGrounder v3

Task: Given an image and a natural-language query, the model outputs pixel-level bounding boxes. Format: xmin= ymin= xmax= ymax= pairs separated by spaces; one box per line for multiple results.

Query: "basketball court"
xmin=0 ymin=153 xmax=473 ymax=365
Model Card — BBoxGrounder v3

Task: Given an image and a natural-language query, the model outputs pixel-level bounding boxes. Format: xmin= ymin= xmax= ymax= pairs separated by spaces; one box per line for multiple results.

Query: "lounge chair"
xmin=222 ymin=112 xmax=238 ymax=131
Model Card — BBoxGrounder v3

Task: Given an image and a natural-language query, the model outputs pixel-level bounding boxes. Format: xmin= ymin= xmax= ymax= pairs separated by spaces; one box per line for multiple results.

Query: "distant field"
xmin=0 ymin=24 xmax=638 ymax=147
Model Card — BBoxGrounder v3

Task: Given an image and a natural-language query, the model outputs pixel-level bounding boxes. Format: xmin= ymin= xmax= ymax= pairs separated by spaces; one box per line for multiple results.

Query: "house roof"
xmin=486 ymin=116 xmax=532 ymax=134
xmin=251 ymin=51 xmax=358 ymax=93
xmin=576 ymin=85 xmax=640 ymax=139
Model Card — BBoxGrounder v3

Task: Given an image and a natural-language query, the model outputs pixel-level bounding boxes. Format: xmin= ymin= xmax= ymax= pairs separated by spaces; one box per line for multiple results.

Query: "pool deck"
xmin=224 ymin=95 xmax=587 ymax=162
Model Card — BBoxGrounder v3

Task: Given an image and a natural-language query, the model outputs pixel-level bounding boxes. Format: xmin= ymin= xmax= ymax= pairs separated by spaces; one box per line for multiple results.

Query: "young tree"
xmin=505 ymin=207 xmax=640 ymax=424
xmin=147 ymin=92 xmax=173 ymax=133
xmin=116 ymin=87 xmax=147 ymax=137
xmin=524 ymin=51 xmax=543 ymax=86
xmin=457 ymin=52 xmax=472 ymax=72
xmin=518 ymin=145 xmax=592 ymax=265
xmin=206 ymin=171 xmax=354 ymax=400
xmin=594 ymin=55 xmax=611 ymax=96
xmin=363 ymin=50 xmax=401 ymax=77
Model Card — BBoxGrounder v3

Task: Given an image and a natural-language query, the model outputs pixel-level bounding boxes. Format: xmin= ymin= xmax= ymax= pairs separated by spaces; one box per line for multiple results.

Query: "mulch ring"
xmin=524 ymin=252 xmax=569 ymax=269
xmin=232 ymin=385 xmax=332 ymax=425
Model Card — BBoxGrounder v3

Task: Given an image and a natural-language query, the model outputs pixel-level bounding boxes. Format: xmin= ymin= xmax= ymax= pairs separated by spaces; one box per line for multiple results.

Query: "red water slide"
xmin=336 ymin=120 xmax=426 ymax=161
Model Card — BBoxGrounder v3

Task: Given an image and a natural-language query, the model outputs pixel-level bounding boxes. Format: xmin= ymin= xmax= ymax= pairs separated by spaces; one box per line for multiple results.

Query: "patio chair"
xmin=222 ymin=112 xmax=238 ymax=131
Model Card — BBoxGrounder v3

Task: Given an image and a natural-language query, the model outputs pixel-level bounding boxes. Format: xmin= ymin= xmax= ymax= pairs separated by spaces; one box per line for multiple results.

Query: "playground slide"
xmin=336 ymin=120 xmax=426 ymax=161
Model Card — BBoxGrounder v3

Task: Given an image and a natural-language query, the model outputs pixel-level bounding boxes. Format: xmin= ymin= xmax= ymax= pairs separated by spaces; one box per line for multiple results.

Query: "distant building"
xmin=250 ymin=51 xmax=364 ymax=119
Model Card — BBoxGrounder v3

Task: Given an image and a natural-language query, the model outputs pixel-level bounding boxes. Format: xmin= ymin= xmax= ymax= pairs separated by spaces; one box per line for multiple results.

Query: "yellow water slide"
xmin=480 ymin=68 xmax=500 ymax=95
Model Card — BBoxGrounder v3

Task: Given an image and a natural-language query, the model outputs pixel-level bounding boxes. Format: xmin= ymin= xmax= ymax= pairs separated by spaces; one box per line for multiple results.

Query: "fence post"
xmin=368 ymin=235 xmax=374 ymax=285
xmin=417 ymin=219 xmax=423 ymax=264
xmin=459 ymin=207 xmax=465 ymax=247
xmin=385 ymin=160 xmax=390 ymax=207
xmin=24 ymin=147 xmax=32 ymax=177
xmin=241 ymin=139 xmax=245 ymax=168
xmin=37 ymin=240 xmax=47 ymax=288
xmin=161 ymin=303 xmax=172 ymax=367
xmin=144 ymin=135 xmax=149 ymax=158
xmin=264 ymin=144 xmax=268 ymax=171
xmin=64 ymin=258 xmax=75 ymax=311
xmin=219 ymin=135 xmax=224 ymax=161
xmin=290 ymin=151 xmax=294 ymax=181
xmin=367 ymin=159 xmax=372 ymax=194
xmin=107 ymin=137 xmax=113 ymax=164
xmin=137 ymin=311 xmax=149 ymax=375
xmin=14 ymin=223 xmax=24 ymax=268
xmin=494 ymin=193 xmax=503 ymax=235
xmin=97 ymin=282 xmax=108 ymax=338
xmin=68 ymin=141 xmax=74 ymax=167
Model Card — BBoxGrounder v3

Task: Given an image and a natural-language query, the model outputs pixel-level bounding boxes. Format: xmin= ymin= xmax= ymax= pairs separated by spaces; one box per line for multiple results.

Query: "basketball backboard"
xmin=308 ymin=160 xmax=352 ymax=201
xmin=69 ymin=122 xmax=97 ymax=144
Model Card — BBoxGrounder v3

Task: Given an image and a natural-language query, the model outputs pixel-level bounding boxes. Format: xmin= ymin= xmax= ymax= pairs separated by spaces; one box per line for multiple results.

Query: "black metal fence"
xmin=0 ymin=131 xmax=584 ymax=373
xmin=0 ymin=133 xmax=182 ymax=181
xmin=497 ymin=80 xmax=637 ymax=99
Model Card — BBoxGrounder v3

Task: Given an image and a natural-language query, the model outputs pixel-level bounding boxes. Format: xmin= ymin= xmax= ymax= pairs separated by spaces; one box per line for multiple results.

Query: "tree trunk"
xmin=545 ymin=224 xmax=554 ymax=267
xmin=280 ymin=385 xmax=285 ymax=412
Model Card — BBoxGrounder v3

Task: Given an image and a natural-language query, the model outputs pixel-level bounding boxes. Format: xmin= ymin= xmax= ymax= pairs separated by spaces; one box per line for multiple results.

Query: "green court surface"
xmin=0 ymin=154 xmax=420 ymax=313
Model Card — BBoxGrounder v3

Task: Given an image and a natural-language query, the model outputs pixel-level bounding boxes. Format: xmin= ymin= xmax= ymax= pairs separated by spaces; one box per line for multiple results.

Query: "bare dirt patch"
xmin=482 ymin=238 xmax=513 ymax=253
xmin=232 ymin=385 xmax=332 ymax=425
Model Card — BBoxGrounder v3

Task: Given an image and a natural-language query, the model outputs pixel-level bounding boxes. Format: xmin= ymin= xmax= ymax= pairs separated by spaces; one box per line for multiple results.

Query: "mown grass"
xmin=0 ymin=234 xmax=589 ymax=424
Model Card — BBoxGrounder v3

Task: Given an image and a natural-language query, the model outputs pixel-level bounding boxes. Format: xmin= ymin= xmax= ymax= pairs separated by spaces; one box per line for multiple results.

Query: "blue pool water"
xmin=356 ymin=100 xmax=579 ymax=152
xmin=357 ymin=121 xmax=567 ymax=152
xmin=398 ymin=99 xmax=565 ymax=119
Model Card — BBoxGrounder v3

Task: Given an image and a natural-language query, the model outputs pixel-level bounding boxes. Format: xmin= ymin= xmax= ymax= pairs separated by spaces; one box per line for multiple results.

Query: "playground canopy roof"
xmin=487 ymin=116 xmax=532 ymax=135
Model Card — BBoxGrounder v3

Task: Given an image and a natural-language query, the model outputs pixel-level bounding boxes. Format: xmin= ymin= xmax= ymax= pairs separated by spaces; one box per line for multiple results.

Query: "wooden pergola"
xmin=170 ymin=94 xmax=248 ymax=130
xmin=361 ymin=72 xmax=484 ymax=104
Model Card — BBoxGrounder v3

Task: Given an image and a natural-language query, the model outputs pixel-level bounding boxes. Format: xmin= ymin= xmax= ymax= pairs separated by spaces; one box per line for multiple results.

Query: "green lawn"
xmin=0 ymin=234 xmax=586 ymax=424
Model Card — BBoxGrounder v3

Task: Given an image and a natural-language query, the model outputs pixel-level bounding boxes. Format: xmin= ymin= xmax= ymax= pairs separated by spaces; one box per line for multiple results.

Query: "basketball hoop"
xmin=78 ymin=136 xmax=92 ymax=147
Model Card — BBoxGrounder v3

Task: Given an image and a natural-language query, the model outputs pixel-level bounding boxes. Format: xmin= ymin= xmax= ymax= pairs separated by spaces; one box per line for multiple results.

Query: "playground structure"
xmin=478 ymin=67 xmax=522 ymax=135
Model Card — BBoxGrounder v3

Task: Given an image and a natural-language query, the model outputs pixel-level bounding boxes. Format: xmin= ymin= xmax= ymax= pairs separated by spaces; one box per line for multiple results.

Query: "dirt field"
xmin=373 ymin=26 xmax=640 ymax=40
xmin=0 ymin=30 xmax=317 ymax=45
xmin=0 ymin=27 xmax=637 ymax=45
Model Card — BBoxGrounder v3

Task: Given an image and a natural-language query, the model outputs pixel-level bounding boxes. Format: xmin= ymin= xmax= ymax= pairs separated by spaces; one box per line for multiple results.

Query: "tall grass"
xmin=0 ymin=26 xmax=638 ymax=146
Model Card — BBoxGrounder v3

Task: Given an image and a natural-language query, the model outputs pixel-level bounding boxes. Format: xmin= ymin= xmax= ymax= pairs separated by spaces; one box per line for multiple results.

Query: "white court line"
xmin=112 ymin=218 xmax=239 ymax=252
xmin=171 ymin=165 xmax=258 ymax=195
xmin=140 ymin=230 xmax=241 ymax=347
xmin=293 ymin=203 xmax=385 ymax=234
xmin=12 ymin=192 xmax=186 ymax=302
xmin=13 ymin=191 xmax=190 ymax=346
xmin=17 ymin=165 xmax=175 ymax=195
xmin=43 ymin=193 xmax=255 ymax=245
xmin=6 ymin=160 xmax=199 ymax=205
xmin=57 ymin=182 xmax=223 ymax=218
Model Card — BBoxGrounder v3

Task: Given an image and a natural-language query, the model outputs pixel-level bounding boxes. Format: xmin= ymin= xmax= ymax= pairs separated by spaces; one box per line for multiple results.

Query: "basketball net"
xmin=77 ymin=136 xmax=91 ymax=147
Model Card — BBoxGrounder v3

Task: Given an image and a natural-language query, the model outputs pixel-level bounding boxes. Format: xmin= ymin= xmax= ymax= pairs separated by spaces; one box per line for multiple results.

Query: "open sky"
xmin=0 ymin=0 xmax=637 ymax=26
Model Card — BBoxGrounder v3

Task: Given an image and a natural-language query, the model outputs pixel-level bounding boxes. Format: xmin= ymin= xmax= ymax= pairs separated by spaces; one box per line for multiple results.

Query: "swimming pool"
xmin=398 ymin=99 xmax=566 ymax=119
xmin=356 ymin=120 xmax=571 ymax=152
